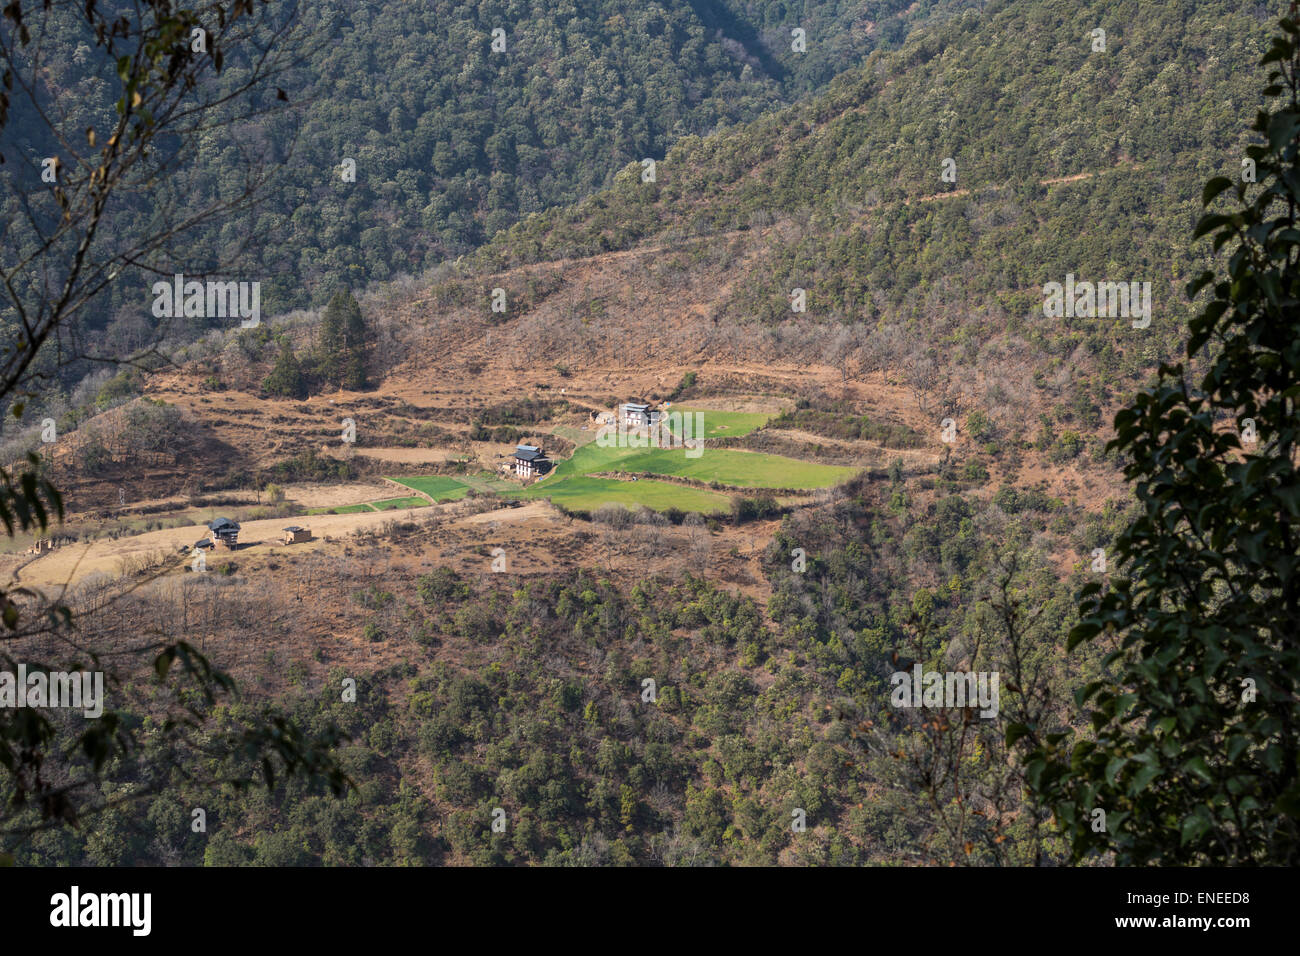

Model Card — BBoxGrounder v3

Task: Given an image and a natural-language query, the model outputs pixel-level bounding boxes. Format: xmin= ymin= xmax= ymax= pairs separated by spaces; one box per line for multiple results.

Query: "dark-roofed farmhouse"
xmin=208 ymin=517 xmax=240 ymax=550
xmin=512 ymin=444 xmax=550 ymax=478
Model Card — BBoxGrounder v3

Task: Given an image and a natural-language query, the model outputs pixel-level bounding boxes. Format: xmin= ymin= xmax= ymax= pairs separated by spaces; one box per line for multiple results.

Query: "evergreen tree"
xmin=1022 ymin=17 xmax=1300 ymax=865
xmin=316 ymin=291 xmax=346 ymax=384
xmin=263 ymin=339 xmax=306 ymax=399
xmin=316 ymin=289 xmax=367 ymax=389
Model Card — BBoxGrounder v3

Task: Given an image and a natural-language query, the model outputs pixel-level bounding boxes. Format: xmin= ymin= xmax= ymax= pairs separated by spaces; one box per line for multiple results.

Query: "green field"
xmin=614 ymin=447 xmax=854 ymax=489
xmin=546 ymin=441 xmax=635 ymax=479
xmin=385 ymin=476 xmax=472 ymax=502
xmin=389 ymin=415 xmax=851 ymax=516
xmin=459 ymin=472 xmax=518 ymax=494
xmin=666 ymin=407 xmax=773 ymax=439
xmin=306 ymin=502 xmax=375 ymax=515
xmin=371 ymin=496 xmax=431 ymax=511
xmin=546 ymin=440 xmax=854 ymax=490
xmin=518 ymin=476 xmax=729 ymax=514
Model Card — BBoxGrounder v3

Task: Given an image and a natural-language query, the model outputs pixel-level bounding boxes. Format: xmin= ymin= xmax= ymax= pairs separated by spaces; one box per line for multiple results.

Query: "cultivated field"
xmin=385 ymin=476 xmax=473 ymax=502
xmin=532 ymin=439 xmax=857 ymax=493
xmin=666 ymin=406 xmax=774 ymax=439
xmin=512 ymin=475 xmax=731 ymax=514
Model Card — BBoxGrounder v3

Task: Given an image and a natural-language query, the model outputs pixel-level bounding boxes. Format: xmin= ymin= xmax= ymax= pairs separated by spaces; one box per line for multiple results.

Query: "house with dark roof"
xmin=208 ymin=517 xmax=240 ymax=550
xmin=512 ymin=444 xmax=550 ymax=478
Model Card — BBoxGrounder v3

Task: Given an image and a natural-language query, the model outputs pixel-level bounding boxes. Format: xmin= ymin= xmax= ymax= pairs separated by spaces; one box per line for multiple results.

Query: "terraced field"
xmin=371 ymin=496 xmax=431 ymax=511
xmin=542 ymin=440 xmax=855 ymax=490
xmin=307 ymin=502 xmax=376 ymax=515
xmin=383 ymin=407 xmax=858 ymax=516
xmin=666 ymin=407 xmax=773 ymax=439
xmin=514 ymin=476 xmax=730 ymax=514
xmin=304 ymin=477 xmax=470 ymax=515
xmin=609 ymin=447 xmax=854 ymax=489
xmin=385 ymin=476 xmax=473 ymax=502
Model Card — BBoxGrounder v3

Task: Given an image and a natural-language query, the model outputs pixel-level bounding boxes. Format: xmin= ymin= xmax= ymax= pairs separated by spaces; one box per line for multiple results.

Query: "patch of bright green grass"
xmin=306 ymin=502 xmax=375 ymax=515
xmin=666 ymin=407 xmax=773 ymax=439
xmin=370 ymin=496 xmax=430 ymax=511
xmin=552 ymin=441 xmax=853 ymax=490
xmin=385 ymin=476 xmax=471 ymax=501
xmin=613 ymin=447 xmax=854 ymax=489
xmin=520 ymin=476 xmax=729 ymax=513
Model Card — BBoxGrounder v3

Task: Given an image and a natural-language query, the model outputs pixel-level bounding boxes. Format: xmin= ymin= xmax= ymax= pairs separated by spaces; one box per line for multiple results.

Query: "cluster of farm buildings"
xmin=192 ymin=518 xmax=311 ymax=552
xmin=502 ymin=401 xmax=664 ymax=480
xmin=30 ymin=401 xmax=669 ymax=564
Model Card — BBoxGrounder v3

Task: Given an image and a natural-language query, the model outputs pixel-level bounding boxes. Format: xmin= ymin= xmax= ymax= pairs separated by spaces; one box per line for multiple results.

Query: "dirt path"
xmin=381 ymin=476 xmax=436 ymax=504
xmin=454 ymin=501 xmax=554 ymax=526
xmin=427 ymin=162 xmax=1146 ymax=290
xmin=15 ymin=507 xmax=438 ymax=591
xmin=283 ymin=481 xmax=396 ymax=508
xmin=346 ymin=447 xmax=466 ymax=465
xmin=904 ymin=164 xmax=1140 ymax=207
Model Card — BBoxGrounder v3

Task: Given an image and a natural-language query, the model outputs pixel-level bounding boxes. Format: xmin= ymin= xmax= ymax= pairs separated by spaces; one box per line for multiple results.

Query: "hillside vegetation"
xmin=1 ymin=0 xmax=1286 ymax=868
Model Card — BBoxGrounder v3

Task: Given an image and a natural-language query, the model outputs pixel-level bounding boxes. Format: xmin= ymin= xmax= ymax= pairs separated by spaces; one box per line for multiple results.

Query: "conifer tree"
xmin=263 ymin=338 xmax=306 ymax=399
xmin=317 ymin=289 xmax=367 ymax=389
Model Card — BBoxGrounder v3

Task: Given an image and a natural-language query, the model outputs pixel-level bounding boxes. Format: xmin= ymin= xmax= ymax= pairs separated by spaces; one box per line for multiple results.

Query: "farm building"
xmin=512 ymin=444 xmax=550 ymax=478
xmin=25 ymin=534 xmax=74 ymax=555
xmin=620 ymin=402 xmax=663 ymax=428
xmin=620 ymin=402 xmax=651 ymax=427
xmin=282 ymin=526 xmax=311 ymax=545
xmin=208 ymin=517 xmax=241 ymax=550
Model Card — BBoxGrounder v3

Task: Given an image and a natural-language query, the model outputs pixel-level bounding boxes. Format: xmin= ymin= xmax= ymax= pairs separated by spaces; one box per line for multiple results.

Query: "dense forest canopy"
xmin=0 ymin=0 xmax=968 ymax=386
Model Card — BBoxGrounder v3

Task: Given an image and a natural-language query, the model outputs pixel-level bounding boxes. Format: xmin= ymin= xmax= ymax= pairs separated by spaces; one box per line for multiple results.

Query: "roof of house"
xmin=621 ymin=402 xmax=649 ymax=411
xmin=513 ymin=445 xmax=544 ymax=461
xmin=208 ymin=517 xmax=240 ymax=531
xmin=283 ymin=526 xmax=304 ymax=532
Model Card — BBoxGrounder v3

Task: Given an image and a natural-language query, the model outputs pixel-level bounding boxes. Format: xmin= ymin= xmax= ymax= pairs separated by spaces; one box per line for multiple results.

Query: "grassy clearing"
xmin=548 ymin=441 xmax=635 ymax=479
xmin=550 ymin=440 xmax=853 ymax=489
xmin=614 ymin=447 xmax=854 ymax=489
xmin=520 ymin=476 xmax=729 ymax=514
xmin=306 ymin=502 xmax=375 ymax=515
xmin=370 ymin=496 xmax=431 ymax=511
xmin=551 ymin=424 xmax=600 ymax=446
xmin=667 ymin=407 xmax=773 ymax=439
xmin=459 ymin=472 xmax=517 ymax=494
xmin=385 ymin=476 xmax=471 ymax=501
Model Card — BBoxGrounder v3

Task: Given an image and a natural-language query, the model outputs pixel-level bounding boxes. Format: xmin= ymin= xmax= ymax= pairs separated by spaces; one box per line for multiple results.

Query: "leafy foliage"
xmin=1024 ymin=17 xmax=1300 ymax=865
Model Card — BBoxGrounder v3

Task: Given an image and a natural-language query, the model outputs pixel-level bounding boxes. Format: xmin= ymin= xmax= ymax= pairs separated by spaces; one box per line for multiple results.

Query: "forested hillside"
xmin=13 ymin=474 xmax=1105 ymax=866
xmin=0 ymin=0 xmax=967 ymax=386
xmin=405 ymin=0 xmax=1273 ymax=460
xmin=3 ymin=0 xmax=1286 ymax=868
xmin=3 ymin=0 xmax=1267 ymax=447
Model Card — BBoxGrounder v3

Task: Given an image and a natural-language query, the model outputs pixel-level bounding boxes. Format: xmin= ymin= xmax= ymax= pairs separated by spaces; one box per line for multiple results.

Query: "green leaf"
xmin=1201 ymin=177 xmax=1233 ymax=205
